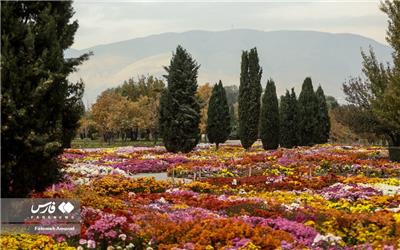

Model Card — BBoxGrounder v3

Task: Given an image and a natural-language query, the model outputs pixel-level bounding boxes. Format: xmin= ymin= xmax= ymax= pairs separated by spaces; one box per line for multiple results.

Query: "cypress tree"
xmin=289 ymin=88 xmax=300 ymax=146
xmin=280 ymin=90 xmax=291 ymax=148
xmin=207 ymin=81 xmax=231 ymax=150
xmin=280 ymin=88 xmax=300 ymax=148
xmin=159 ymin=46 xmax=200 ymax=153
xmin=260 ymin=79 xmax=280 ymax=150
xmin=238 ymin=48 xmax=262 ymax=149
xmin=315 ymin=86 xmax=331 ymax=143
xmin=298 ymin=77 xmax=319 ymax=146
xmin=1 ymin=2 xmax=90 ymax=197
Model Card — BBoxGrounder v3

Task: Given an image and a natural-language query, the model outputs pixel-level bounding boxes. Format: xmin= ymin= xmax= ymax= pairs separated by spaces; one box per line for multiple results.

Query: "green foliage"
xmin=62 ymin=80 xmax=85 ymax=148
xmin=238 ymin=48 xmax=262 ymax=149
xmin=159 ymin=46 xmax=200 ymax=153
xmin=298 ymin=77 xmax=318 ymax=146
xmin=1 ymin=1 xmax=89 ymax=197
xmin=280 ymin=88 xmax=299 ymax=148
xmin=92 ymin=75 xmax=165 ymax=142
xmin=341 ymin=1 xmax=400 ymax=148
xmin=260 ymin=79 xmax=280 ymax=150
xmin=71 ymin=138 xmax=162 ymax=149
xmin=113 ymin=75 xmax=165 ymax=101
xmin=315 ymin=86 xmax=331 ymax=144
xmin=207 ymin=81 xmax=231 ymax=149
xmin=326 ymin=96 xmax=339 ymax=110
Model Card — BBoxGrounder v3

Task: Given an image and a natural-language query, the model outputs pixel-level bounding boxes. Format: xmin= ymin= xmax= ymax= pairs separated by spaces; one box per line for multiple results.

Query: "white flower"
xmin=87 ymin=240 xmax=96 ymax=249
xmin=284 ymin=202 xmax=300 ymax=211
xmin=232 ymin=179 xmax=237 ymax=186
xmin=238 ymin=189 xmax=247 ymax=195
xmin=312 ymin=233 xmax=341 ymax=246
xmin=158 ymin=197 xmax=167 ymax=203
xmin=119 ymin=233 xmax=127 ymax=241
xmin=126 ymin=243 xmax=135 ymax=249
xmin=387 ymin=206 xmax=400 ymax=212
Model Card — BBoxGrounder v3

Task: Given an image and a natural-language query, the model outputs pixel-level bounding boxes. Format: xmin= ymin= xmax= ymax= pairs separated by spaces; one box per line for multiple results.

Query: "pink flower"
xmin=79 ymin=239 xmax=87 ymax=245
xmin=87 ymin=240 xmax=96 ymax=249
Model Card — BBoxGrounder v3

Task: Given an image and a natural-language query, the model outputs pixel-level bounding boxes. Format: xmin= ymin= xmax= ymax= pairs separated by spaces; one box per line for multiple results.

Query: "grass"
xmin=71 ymin=138 xmax=163 ymax=148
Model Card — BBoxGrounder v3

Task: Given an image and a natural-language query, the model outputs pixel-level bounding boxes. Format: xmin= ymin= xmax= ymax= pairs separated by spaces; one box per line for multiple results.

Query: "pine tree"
xmin=298 ymin=77 xmax=319 ymax=146
xmin=238 ymin=48 xmax=262 ymax=149
xmin=1 ymin=1 xmax=90 ymax=197
xmin=207 ymin=81 xmax=231 ymax=149
xmin=315 ymin=86 xmax=331 ymax=143
xmin=159 ymin=46 xmax=200 ymax=153
xmin=260 ymin=79 xmax=280 ymax=150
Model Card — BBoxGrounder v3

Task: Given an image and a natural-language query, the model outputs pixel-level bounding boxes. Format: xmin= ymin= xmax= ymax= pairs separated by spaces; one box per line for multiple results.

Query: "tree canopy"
xmin=341 ymin=0 xmax=400 ymax=147
xmin=260 ymin=79 xmax=280 ymax=150
xmin=238 ymin=48 xmax=262 ymax=149
xmin=159 ymin=46 xmax=201 ymax=153
xmin=207 ymin=81 xmax=231 ymax=149
xmin=1 ymin=1 xmax=90 ymax=197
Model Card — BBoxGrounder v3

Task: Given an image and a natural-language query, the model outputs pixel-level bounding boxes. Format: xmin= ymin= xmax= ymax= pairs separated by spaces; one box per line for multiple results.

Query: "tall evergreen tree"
xmin=298 ymin=77 xmax=319 ymax=146
xmin=289 ymin=88 xmax=300 ymax=146
xmin=315 ymin=86 xmax=331 ymax=143
xmin=1 ymin=1 xmax=90 ymax=197
xmin=280 ymin=88 xmax=300 ymax=148
xmin=207 ymin=81 xmax=231 ymax=149
xmin=280 ymin=91 xmax=292 ymax=148
xmin=238 ymin=48 xmax=262 ymax=149
xmin=159 ymin=46 xmax=200 ymax=153
xmin=260 ymin=79 xmax=280 ymax=150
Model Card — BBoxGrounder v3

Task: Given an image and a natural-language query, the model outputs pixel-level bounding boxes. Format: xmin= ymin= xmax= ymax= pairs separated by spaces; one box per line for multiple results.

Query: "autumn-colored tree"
xmin=136 ymin=95 xmax=161 ymax=143
xmin=91 ymin=91 xmax=136 ymax=144
xmin=197 ymin=83 xmax=212 ymax=136
xmin=78 ymin=111 xmax=98 ymax=140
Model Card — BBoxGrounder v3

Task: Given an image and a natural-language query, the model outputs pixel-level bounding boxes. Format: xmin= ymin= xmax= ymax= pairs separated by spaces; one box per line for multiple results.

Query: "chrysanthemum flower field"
xmin=2 ymin=144 xmax=400 ymax=249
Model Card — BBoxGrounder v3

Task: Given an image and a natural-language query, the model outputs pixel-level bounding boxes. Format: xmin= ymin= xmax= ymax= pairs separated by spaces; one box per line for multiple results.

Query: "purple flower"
xmin=240 ymin=216 xmax=318 ymax=246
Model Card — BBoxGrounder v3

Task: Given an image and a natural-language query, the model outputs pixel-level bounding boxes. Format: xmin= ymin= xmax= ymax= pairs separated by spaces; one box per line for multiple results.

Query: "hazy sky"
xmin=72 ymin=0 xmax=388 ymax=49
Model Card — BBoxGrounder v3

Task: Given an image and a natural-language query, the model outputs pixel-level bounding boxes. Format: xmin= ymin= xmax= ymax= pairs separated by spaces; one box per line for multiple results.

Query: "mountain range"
xmin=65 ymin=29 xmax=393 ymax=104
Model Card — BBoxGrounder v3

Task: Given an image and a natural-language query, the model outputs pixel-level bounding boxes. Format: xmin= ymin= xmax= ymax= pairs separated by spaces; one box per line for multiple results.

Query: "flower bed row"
xmin=1 ymin=144 xmax=400 ymax=249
